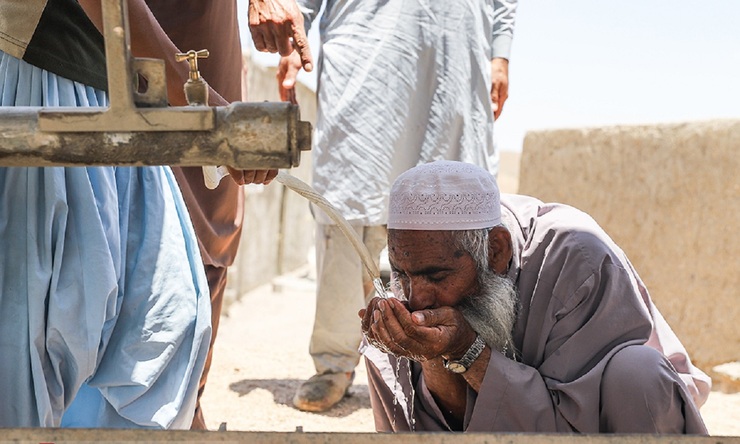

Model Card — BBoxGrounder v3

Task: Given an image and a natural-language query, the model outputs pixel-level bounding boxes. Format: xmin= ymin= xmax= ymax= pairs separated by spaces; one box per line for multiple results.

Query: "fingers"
xmin=226 ymin=166 xmax=245 ymax=185
xmin=249 ymin=170 xmax=265 ymax=184
xmin=491 ymin=84 xmax=508 ymax=120
xmin=248 ymin=3 xmax=267 ymax=52
xmin=263 ymin=169 xmax=279 ymax=185
xmin=496 ymin=89 xmax=508 ymax=120
xmin=224 ymin=168 xmax=277 ymax=186
xmin=490 ymin=58 xmax=510 ymax=120
xmin=248 ymin=3 xmax=277 ymax=52
xmin=370 ymin=300 xmax=418 ymax=358
xmin=277 ymin=53 xmax=302 ymax=104
xmin=490 ymin=87 xmax=500 ymax=120
xmin=371 ymin=313 xmax=405 ymax=356
xmin=361 ymin=297 xmax=381 ymax=333
xmin=364 ymin=298 xmax=475 ymax=361
xmin=290 ymin=23 xmax=313 ymax=72
xmin=370 ymin=299 xmax=437 ymax=360
xmin=275 ymin=23 xmax=295 ymax=56
xmin=250 ymin=29 xmax=269 ymax=53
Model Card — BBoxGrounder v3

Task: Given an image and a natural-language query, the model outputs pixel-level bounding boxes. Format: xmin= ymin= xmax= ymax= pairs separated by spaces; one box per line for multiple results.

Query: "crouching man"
xmin=360 ymin=160 xmax=708 ymax=433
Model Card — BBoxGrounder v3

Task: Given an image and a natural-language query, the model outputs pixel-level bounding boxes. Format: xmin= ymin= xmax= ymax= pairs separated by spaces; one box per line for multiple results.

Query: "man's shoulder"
xmin=503 ymin=193 xmax=625 ymax=272
xmin=501 ymin=193 xmax=603 ymax=236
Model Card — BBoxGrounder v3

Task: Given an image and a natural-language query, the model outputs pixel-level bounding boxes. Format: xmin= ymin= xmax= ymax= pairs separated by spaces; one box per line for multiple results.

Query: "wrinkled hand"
xmin=226 ymin=167 xmax=278 ymax=185
xmin=248 ymin=0 xmax=313 ymax=72
xmin=359 ymin=297 xmax=477 ymax=362
xmin=490 ymin=57 xmax=509 ymax=120
xmin=277 ymin=51 xmax=303 ymax=104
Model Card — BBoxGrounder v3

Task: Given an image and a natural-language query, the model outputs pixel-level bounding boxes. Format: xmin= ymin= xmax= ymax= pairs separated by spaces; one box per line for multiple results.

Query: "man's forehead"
xmin=388 ymin=228 xmax=450 ymax=245
xmin=387 ymin=229 xmax=465 ymax=264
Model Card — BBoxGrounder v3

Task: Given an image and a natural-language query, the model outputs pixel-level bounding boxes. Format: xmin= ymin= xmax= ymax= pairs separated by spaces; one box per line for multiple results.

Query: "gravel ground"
xmin=200 ymin=271 xmax=740 ymax=436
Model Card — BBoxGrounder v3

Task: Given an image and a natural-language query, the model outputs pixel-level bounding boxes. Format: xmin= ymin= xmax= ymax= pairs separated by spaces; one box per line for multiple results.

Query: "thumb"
xmin=411 ymin=307 xmax=455 ymax=327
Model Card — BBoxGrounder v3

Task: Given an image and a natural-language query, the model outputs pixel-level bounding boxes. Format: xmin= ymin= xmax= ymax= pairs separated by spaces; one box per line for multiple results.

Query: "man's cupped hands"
xmin=359 ymin=297 xmax=477 ymax=362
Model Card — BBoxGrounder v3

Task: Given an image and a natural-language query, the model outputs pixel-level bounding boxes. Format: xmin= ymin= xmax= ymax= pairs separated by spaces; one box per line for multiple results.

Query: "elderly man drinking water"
xmin=360 ymin=160 xmax=709 ymax=433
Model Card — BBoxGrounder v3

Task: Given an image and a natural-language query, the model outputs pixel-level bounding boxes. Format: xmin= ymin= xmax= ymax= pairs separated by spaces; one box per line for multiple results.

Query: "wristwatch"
xmin=443 ymin=335 xmax=486 ymax=374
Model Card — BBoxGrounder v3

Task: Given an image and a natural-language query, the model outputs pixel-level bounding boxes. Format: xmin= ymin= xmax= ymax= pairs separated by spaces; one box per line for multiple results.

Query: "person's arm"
xmin=489 ymin=0 xmax=517 ymax=119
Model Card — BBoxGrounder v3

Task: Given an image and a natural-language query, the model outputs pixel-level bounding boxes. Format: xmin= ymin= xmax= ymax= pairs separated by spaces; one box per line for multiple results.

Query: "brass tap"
xmin=175 ymin=49 xmax=210 ymax=106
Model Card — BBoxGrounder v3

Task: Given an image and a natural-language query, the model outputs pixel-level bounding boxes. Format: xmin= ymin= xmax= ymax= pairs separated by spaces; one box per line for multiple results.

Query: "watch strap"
xmin=443 ymin=335 xmax=486 ymax=373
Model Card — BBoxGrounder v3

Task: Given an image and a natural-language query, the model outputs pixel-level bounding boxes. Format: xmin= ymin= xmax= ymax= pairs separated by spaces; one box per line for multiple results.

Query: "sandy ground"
xmin=200 ymin=269 xmax=740 ymax=436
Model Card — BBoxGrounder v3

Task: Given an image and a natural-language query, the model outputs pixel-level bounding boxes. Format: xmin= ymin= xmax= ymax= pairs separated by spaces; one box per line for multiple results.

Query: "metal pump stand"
xmin=0 ymin=0 xmax=311 ymax=169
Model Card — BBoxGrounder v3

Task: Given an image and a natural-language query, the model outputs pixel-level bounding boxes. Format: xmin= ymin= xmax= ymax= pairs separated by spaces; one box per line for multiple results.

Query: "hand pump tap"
xmin=175 ymin=49 xmax=210 ymax=107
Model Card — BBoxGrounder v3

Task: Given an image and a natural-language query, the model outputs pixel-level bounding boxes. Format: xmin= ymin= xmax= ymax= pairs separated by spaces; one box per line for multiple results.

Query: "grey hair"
xmin=451 ymin=224 xmax=505 ymax=272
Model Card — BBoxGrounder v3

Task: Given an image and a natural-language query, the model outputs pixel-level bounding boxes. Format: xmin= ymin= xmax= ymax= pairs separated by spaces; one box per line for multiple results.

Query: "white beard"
xmin=457 ymin=269 xmax=518 ymax=356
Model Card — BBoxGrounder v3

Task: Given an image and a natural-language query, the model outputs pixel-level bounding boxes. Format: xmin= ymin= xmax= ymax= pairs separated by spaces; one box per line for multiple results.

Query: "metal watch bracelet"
xmin=443 ymin=335 xmax=486 ymax=374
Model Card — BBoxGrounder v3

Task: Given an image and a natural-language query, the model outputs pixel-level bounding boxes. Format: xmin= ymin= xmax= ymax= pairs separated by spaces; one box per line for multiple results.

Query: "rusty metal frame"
xmin=37 ymin=0 xmax=214 ymax=132
xmin=0 ymin=0 xmax=311 ymax=168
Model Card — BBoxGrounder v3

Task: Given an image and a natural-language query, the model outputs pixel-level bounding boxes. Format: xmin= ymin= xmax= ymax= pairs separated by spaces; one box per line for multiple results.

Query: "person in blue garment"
xmin=0 ymin=0 xmax=314 ymax=429
xmin=0 ymin=0 xmax=210 ymax=428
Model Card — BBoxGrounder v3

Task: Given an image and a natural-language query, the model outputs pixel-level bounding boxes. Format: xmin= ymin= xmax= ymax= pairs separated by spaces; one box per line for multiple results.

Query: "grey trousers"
xmin=310 ymin=224 xmax=387 ymax=375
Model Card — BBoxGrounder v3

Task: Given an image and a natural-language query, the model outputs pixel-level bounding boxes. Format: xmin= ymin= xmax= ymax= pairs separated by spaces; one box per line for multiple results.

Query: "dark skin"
xmin=359 ymin=226 xmax=512 ymax=429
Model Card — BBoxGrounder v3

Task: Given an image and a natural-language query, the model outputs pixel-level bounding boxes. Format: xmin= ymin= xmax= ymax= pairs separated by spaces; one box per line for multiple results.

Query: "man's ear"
xmin=487 ymin=226 xmax=513 ymax=275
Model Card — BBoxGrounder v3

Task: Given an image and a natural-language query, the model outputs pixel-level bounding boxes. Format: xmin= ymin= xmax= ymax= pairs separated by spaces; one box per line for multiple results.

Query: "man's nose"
xmin=406 ymin=278 xmax=436 ymax=311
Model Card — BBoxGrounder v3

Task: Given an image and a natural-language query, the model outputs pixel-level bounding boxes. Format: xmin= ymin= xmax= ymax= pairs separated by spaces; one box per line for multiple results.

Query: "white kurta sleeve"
xmin=492 ymin=0 xmax=517 ymax=59
xmin=297 ymin=0 xmax=324 ymax=34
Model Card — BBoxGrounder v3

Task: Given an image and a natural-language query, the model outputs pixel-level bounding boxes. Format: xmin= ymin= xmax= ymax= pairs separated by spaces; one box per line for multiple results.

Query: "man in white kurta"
xmin=278 ymin=0 xmax=518 ymax=412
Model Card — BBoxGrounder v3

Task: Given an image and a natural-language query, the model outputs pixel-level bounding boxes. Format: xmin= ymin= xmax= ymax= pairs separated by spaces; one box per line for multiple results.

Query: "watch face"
xmin=446 ymin=361 xmax=467 ymax=374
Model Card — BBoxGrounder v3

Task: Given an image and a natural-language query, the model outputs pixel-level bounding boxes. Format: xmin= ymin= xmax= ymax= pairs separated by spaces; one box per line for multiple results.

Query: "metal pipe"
xmin=1 ymin=0 xmax=313 ymax=169
xmin=0 ymin=102 xmax=311 ymax=168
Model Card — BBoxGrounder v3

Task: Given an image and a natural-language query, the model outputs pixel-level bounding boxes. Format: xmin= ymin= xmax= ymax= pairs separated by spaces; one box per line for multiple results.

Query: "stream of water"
xmin=275 ymin=171 xmax=387 ymax=298
xmin=275 ymin=171 xmax=415 ymax=430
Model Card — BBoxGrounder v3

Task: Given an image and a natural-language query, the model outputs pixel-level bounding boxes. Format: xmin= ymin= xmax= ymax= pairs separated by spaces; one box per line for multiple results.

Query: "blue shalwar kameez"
xmin=0 ymin=50 xmax=211 ymax=429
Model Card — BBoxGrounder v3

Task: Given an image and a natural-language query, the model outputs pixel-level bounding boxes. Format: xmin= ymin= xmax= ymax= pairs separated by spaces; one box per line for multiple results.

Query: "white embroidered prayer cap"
xmin=388 ymin=160 xmax=501 ymax=230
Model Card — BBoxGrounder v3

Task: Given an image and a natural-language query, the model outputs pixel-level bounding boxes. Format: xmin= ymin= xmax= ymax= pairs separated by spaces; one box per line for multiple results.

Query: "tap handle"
xmin=175 ymin=49 xmax=210 ymax=106
xmin=175 ymin=49 xmax=209 ymax=81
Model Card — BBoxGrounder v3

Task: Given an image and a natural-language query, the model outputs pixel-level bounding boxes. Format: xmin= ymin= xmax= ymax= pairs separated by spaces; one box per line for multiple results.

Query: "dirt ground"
xmin=200 ymin=270 xmax=740 ymax=436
